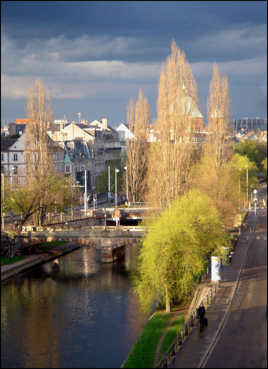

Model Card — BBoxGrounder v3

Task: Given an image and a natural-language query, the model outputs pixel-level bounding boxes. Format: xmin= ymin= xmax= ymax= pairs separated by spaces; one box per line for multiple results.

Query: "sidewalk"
xmin=170 ymin=216 xmax=256 ymax=368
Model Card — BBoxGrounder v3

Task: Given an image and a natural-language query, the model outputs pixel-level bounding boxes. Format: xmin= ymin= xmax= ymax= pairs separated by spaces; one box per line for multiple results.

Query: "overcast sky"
xmin=1 ymin=1 xmax=267 ymax=126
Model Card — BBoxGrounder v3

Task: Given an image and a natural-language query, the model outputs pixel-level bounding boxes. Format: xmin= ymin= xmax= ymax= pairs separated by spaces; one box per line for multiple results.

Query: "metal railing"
xmin=156 ymin=283 xmax=219 ymax=368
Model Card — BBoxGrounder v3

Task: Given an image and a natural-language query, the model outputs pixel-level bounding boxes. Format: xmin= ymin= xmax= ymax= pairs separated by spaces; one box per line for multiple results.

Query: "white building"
xmin=47 ymin=118 xmax=122 ymax=190
xmin=1 ymin=132 xmax=65 ymax=185
xmin=115 ymin=123 xmax=135 ymax=142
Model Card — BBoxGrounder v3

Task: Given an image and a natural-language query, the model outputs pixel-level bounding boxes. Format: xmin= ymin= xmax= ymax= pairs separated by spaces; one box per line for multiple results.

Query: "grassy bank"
xmin=1 ymin=256 xmax=25 ymax=265
xmin=160 ymin=314 xmax=184 ymax=354
xmin=123 ymin=312 xmax=171 ymax=368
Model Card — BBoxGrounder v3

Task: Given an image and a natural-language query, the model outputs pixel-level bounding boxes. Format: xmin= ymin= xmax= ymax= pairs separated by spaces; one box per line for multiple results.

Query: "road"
xmin=172 ymin=184 xmax=267 ymax=369
xmin=204 ymin=207 xmax=267 ymax=368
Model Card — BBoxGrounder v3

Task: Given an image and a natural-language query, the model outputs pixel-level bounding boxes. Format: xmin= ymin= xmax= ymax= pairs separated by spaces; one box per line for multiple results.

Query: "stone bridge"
xmin=21 ymin=226 xmax=146 ymax=263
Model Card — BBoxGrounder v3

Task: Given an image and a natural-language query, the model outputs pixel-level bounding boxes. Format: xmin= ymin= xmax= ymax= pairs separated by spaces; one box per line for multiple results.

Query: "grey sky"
xmin=1 ymin=1 xmax=267 ymax=125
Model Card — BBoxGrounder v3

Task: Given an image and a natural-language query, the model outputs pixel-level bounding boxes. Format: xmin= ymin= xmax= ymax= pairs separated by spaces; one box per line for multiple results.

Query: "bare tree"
xmin=26 ymin=79 xmax=53 ymax=179
xmin=206 ymin=63 xmax=232 ymax=167
xmin=191 ymin=63 xmax=236 ymax=228
xmin=145 ymin=40 xmax=202 ymax=210
xmin=24 ymin=79 xmax=74 ymax=226
xmin=126 ymin=89 xmax=150 ymax=203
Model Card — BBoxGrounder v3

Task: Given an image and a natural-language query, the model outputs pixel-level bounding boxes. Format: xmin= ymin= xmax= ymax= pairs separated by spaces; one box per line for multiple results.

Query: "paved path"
xmin=170 ymin=208 xmax=267 ymax=368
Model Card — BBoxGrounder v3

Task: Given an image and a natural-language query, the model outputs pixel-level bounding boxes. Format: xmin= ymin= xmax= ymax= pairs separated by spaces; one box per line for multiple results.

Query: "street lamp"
xmin=108 ymin=165 xmax=111 ymax=201
xmin=1 ymin=173 xmax=5 ymax=231
xmin=246 ymin=166 xmax=249 ymax=209
xmin=84 ymin=169 xmax=88 ymax=214
xmin=124 ymin=166 xmax=129 ymax=206
xmin=115 ymin=168 xmax=120 ymax=207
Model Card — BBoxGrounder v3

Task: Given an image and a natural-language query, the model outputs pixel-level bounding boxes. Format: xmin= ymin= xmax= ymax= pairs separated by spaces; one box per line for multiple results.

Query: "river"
xmin=1 ymin=245 xmax=148 ymax=368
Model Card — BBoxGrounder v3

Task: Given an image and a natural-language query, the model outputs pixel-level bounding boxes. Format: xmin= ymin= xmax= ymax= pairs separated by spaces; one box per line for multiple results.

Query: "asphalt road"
xmin=172 ymin=185 xmax=267 ymax=369
xmin=204 ymin=204 xmax=267 ymax=367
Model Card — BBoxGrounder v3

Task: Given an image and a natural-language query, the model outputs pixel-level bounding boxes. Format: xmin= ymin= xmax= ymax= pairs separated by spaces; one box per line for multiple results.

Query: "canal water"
xmin=1 ymin=246 xmax=148 ymax=368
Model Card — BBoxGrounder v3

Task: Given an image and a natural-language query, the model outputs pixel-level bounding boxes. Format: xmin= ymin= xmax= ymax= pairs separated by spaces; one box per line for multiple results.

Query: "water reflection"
xmin=1 ymin=246 xmax=148 ymax=368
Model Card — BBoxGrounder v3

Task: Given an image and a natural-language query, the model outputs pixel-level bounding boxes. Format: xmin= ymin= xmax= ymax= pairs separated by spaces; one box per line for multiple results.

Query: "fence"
xmin=156 ymin=283 xmax=219 ymax=368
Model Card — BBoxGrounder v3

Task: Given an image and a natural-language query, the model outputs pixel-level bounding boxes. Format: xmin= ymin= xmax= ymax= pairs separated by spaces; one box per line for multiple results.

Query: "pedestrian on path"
xmin=197 ymin=302 xmax=207 ymax=332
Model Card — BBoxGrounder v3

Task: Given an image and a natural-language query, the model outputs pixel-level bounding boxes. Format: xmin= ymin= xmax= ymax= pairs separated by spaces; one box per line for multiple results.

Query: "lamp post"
xmin=1 ymin=173 xmax=4 ymax=231
xmin=84 ymin=169 xmax=88 ymax=214
xmin=115 ymin=168 xmax=120 ymax=207
xmin=108 ymin=166 xmax=111 ymax=201
xmin=246 ymin=167 xmax=249 ymax=209
xmin=238 ymin=173 xmax=241 ymax=211
xmin=124 ymin=166 xmax=129 ymax=206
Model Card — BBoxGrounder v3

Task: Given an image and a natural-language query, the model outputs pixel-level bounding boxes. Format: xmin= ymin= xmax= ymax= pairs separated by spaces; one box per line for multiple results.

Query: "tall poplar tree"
xmin=145 ymin=40 xmax=201 ymax=209
xmin=191 ymin=64 xmax=236 ymax=228
xmin=206 ymin=63 xmax=232 ymax=167
xmin=25 ymin=79 xmax=72 ymax=226
xmin=126 ymin=89 xmax=150 ymax=203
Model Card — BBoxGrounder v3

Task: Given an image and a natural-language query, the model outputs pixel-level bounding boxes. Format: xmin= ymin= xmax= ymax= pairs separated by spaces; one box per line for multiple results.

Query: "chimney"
xmin=101 ymin=118 xmax=108 ymax=130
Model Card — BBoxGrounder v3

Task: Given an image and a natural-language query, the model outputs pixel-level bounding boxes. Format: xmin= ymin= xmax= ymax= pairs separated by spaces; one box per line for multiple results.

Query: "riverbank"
xmin=1 ymin=243 xmax=80 ymax=281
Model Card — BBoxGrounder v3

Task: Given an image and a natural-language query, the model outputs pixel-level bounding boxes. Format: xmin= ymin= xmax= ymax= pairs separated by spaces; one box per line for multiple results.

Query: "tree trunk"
xmin=164 ymin=282 xmax=171 ymax=313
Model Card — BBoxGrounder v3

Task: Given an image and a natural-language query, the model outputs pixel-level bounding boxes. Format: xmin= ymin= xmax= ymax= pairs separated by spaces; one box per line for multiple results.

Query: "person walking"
xmin=197 ymin=302 xmax=207 ymax=332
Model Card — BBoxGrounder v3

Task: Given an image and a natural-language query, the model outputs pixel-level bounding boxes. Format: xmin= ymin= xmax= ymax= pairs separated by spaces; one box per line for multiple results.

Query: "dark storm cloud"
xmin=2 ymin=1 xmax=266 ymax=63
xmin=1 ymin=1 xmax=267 ymax=124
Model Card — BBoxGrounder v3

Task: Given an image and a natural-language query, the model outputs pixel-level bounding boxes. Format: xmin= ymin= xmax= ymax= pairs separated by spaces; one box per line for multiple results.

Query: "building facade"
xmin=1 ymin=133 xmax=65 ymax=185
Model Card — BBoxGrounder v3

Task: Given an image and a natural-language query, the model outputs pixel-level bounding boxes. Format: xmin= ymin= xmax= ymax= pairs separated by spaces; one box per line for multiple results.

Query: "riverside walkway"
xmin=167 ymin=208 xmax=267 ymax=368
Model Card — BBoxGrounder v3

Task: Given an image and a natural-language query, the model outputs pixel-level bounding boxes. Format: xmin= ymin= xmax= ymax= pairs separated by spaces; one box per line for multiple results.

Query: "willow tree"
xmin=134 ymin=190 xmax=229 ymax=313
xmin=145 ymin=40 xmax=202 ymax=210
xmin=126 ymin=89 xmax=150 ymax=203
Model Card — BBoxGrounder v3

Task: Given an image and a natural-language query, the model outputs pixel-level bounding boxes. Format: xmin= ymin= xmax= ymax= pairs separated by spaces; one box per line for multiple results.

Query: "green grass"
xmin=41 ymin=240 xmax=68 ymax=248
xmin=123 ymin=312 xmax=172 ymax=368
xmin=1 ymin=256 xmax=25 ymax=265
xmin=160 ymin=315 xmax=184 ymax=354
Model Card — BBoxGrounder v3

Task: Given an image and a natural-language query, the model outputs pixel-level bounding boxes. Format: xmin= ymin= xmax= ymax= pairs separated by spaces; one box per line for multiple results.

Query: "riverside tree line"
xmin=124 ymin=41 xmax=266 ymax=312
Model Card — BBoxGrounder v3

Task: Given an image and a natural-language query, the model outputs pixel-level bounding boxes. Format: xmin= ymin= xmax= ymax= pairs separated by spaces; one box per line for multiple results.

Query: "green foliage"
xmin=1 ymin=256 xmax=25 ymax=265
xmin=96 ymin=166 xmax=123 ymax=194
xmin=41 ymin=240 xmax=68 ymax=248
xmin=261 ymin=157 xmax=267 ymax=177
xmin=230 ymin=153 xmax=259 ymax=194
xmin=160 ymin=315 xmax=184 ymax=354
xmin=231 ymin=153 xmax=258 ymax=173
xmin=123 ymin=312 xmax=171 ymax=368
xmin=4 ymin=171 xmax=75 ymax=228
xmin=133 ymin=190 xmax=229 ymax=313
xmin=235 ymin=140 xmax=267 ymax=171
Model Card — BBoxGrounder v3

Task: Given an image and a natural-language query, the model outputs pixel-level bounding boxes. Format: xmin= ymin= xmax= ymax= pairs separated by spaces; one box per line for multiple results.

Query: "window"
xmin=1 ymin=153 xmax=4 ymax=161
xmin=13 ymin=166 xmax=18 ymax=174
xmin=13 ymin=153 xmax=18 ymax=161
xmin=65 ymin=165 xmax=71 ymax=173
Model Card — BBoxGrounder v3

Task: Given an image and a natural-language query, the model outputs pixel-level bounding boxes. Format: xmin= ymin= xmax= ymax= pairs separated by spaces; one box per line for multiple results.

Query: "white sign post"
xmin=211 ymin=256 xmax=221 ymax=282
